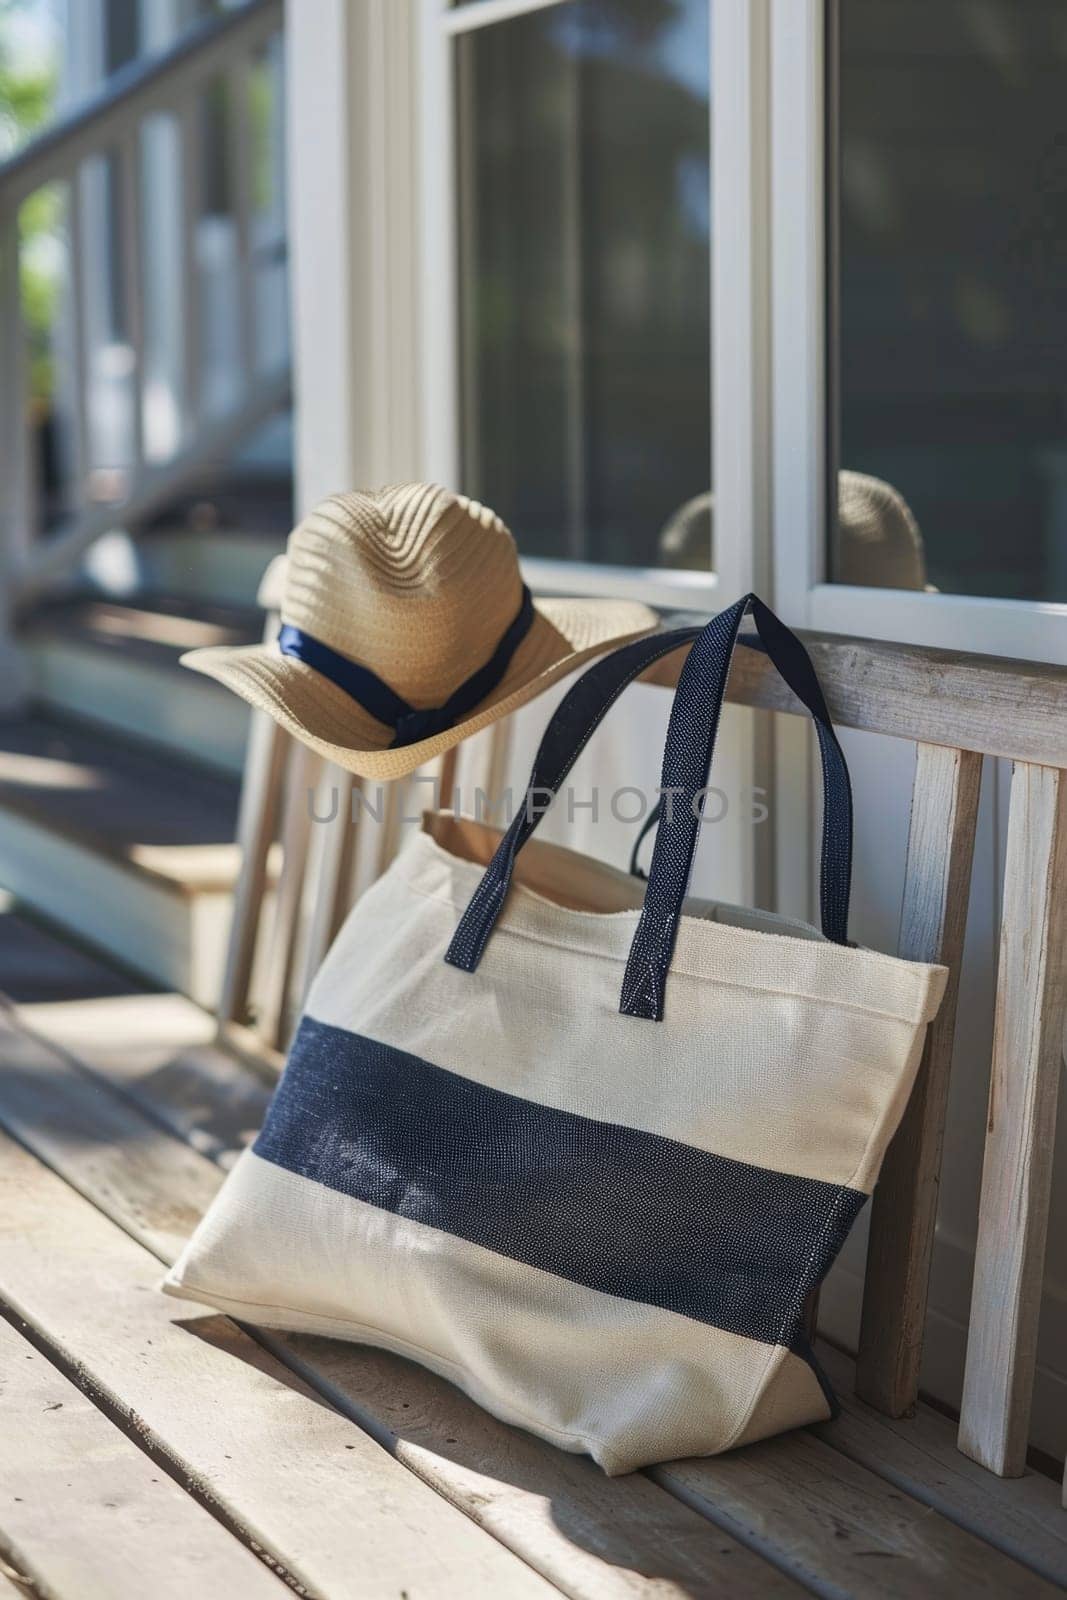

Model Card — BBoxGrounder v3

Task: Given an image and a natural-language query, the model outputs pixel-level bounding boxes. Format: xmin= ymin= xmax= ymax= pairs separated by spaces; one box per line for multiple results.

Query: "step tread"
xmin=25 ymin=593 xmax=264 ymax=671
xmin=0 ymin=714 xmax=243 ymax=893
xmin=0 ymin=904 xmax=147 ymax=1003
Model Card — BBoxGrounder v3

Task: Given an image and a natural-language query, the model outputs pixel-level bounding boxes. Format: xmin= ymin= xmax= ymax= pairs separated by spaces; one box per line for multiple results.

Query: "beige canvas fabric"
xmin=166 ymin=813 xmax=947 ymax=1473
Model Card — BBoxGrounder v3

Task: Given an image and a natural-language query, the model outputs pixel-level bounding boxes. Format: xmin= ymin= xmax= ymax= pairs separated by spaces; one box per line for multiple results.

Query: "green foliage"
xmin=247 ymin=58 xmax=275 ymax=216
xmin=19 ymin=182 xmax=63 ymax=401
xmin=0 ymin=0 xmax=57 ymax=150
xmin=0 ymin=0 xmax=61 ymax=403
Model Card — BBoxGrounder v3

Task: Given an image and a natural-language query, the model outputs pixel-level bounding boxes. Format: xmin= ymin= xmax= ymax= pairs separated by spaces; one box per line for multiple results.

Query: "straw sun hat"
xmin=181 ymin=484 xmax=659 ymax=781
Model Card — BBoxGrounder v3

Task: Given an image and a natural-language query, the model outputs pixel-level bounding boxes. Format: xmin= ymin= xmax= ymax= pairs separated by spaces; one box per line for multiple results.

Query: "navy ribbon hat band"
xmin=277 ymin=584 xmax=535 ymax=749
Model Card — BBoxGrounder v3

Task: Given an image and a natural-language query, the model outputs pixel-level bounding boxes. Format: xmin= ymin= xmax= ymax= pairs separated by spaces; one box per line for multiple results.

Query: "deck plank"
xmin=0 ymin=1005 xmax=800 ymax=1600
xmin=10 ymin=993 xmax=265 ymax=1164
xmin=653 ymin=1434 xmax=1059 ymax=1599
xmin=0 ymin=1130 xmax=556 ymax=1600
xmin=819 ymin=1345 xmax=1067 ymax=1589
xmin=0 ymin=1316 xmax=286 ymax=1600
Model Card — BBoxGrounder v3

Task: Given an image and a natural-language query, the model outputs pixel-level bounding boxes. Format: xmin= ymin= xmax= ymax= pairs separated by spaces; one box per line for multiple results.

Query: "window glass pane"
xmin=834 ymin=0 xmax=1067 ymax=601
xmin=456 ymin=0 xmax=711 ymax=569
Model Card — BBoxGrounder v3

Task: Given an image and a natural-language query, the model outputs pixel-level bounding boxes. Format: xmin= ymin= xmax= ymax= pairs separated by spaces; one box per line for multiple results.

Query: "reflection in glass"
xmin=835 ymin=0 xmax=1067 ymax=602
xmin=456 ymin=0 xmax=711 ymax=569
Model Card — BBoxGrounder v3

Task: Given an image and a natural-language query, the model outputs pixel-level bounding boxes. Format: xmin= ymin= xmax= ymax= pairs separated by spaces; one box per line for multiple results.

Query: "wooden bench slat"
xmin=298 ymin=764 xmax=358 ymax=1006
xmin=648 ymin=625 xmax=1067 ymax=768
xmin=217 ymin=605 xmax=289 ymax=1031
xmin=216 ymin=708 xmax=287 ymax=1028
xmin=438 ymin=744 xmax=459 ymax=812
xmin=328 ymin=776 xmax=411 ymax=920
xmin=959 ymin=761 xmax=1067 ymax=1476
xmin=451 ymin=718 xmax=515 ymax=826
xmin=255 ymin=741 xmax=320 ymax=1051
xmin=0 ymin=1317 xmax=286 ymax=1600
xmin=819 ymin=1345 xmax=1067 ymax=1589
xmin=857 ymin=743 xmax=982 ymax=1415
xmin=0 ymin=1005 xmax=803 ymax=1600
xmin=0 ymin=1128 xmax=556 ymax=1600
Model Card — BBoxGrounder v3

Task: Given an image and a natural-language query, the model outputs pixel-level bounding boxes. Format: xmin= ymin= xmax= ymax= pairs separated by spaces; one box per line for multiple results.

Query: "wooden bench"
xmin=2 ymin=601 xmax=1066 ymax=1598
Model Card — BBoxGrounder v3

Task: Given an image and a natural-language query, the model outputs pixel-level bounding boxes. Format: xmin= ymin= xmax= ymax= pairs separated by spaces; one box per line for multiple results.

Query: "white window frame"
xmin=290 ymin=0 xmax=1067 ymax=666
xmin=771 ymin=0 xmax=1067 ymax=665
xmin=418 ymin=0 xmax=771 ymax=610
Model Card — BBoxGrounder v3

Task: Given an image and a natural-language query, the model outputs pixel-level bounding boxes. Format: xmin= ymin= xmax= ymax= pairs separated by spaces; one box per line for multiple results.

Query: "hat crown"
xmin=280 ymin=485 xmax=524 ymax=707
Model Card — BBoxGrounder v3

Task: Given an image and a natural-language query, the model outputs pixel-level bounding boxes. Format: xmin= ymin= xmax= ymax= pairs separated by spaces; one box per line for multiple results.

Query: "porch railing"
xmin=0 ymin=0 xmax=289 ymax=619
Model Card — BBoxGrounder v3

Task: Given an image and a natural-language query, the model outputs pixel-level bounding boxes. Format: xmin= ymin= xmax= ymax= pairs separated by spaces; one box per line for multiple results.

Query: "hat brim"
xmin=181 ymin=597 xmax=659 ymax=780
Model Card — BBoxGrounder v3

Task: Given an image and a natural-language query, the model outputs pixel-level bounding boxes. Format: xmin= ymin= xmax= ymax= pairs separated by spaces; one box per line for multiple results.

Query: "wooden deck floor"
xmin=0 ymin=930 xmax=1065 ymax=1598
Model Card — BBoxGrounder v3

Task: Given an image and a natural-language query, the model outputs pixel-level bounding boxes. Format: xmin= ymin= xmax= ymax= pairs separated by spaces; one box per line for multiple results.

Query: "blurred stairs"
xmin=0 ymin=515 xmax=288 ymax=1007
xmin=0 ymin=0 xmax=293 ymax=1009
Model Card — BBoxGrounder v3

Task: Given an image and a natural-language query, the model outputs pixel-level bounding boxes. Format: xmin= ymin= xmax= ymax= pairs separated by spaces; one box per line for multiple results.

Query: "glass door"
xmin=455 ymin=0 xmax=712 ymax=573
xmin=421 ymin=0 xmax=771 ymax=608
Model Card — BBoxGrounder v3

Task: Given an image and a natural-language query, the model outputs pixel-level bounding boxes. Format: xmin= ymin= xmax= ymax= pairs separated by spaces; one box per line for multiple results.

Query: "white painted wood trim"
xmin=363 ymin=0 xmax=422 ymax=481
xmin=769 ymin=0 xmax=825 ymax=625
xmin=765 ymin=0 xmax=824 ymax=925
xmin=285 ymin=0 xmax=362 ymax=503
xmin=521 ymin=557 xmax=719 ymax=609
xmin=713 ymin=0 xmax=771 ymax=601
xmin=809 ymin=584 xmax=1067 ymax=668
xmin=712 ymin=0 xmax=773 ymax=908
xmin=443 ymin=0 xmax=571 ymax=34
xmin=418 ymin=0 xmax=460 ymax=485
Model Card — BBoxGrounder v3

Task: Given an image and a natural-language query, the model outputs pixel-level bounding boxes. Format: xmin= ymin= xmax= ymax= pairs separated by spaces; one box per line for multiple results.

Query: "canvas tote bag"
xmin=165 ymin=593 xmax=948 ymax=1474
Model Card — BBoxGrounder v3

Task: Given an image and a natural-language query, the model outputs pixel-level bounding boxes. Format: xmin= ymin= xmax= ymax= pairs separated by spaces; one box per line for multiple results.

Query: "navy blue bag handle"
xmin=444 ymin=624 xmax=703 ymax=977
xmin=446 ymin=593 xmax=852 ymax=1021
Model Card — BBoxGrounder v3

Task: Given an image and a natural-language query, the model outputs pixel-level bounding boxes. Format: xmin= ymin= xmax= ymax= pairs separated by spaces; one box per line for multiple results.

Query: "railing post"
xmin=958 ymin=761 xmax=1067 ymax=1475
xmin=178 ymin=95 xmax=203 ymax=442
xmin=856 ymin=743 xmax=982 ymax=1415
xmin=118 ymin=134 xmax=146 ymax=475
xmin=67 ymin=164 xmax=92 ymax=506
xmin=230 ymin=55 xmax=256 ymax=387
xmin=0 ymin=201 xmax=31 ymax=711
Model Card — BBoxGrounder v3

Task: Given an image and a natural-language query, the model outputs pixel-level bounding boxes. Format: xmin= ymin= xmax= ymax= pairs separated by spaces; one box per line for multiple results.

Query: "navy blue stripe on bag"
xmin=255 ymin=1015 xmax=865 ymax=1350
xmin=446 ymin=594 xmax=852 ymax=1022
